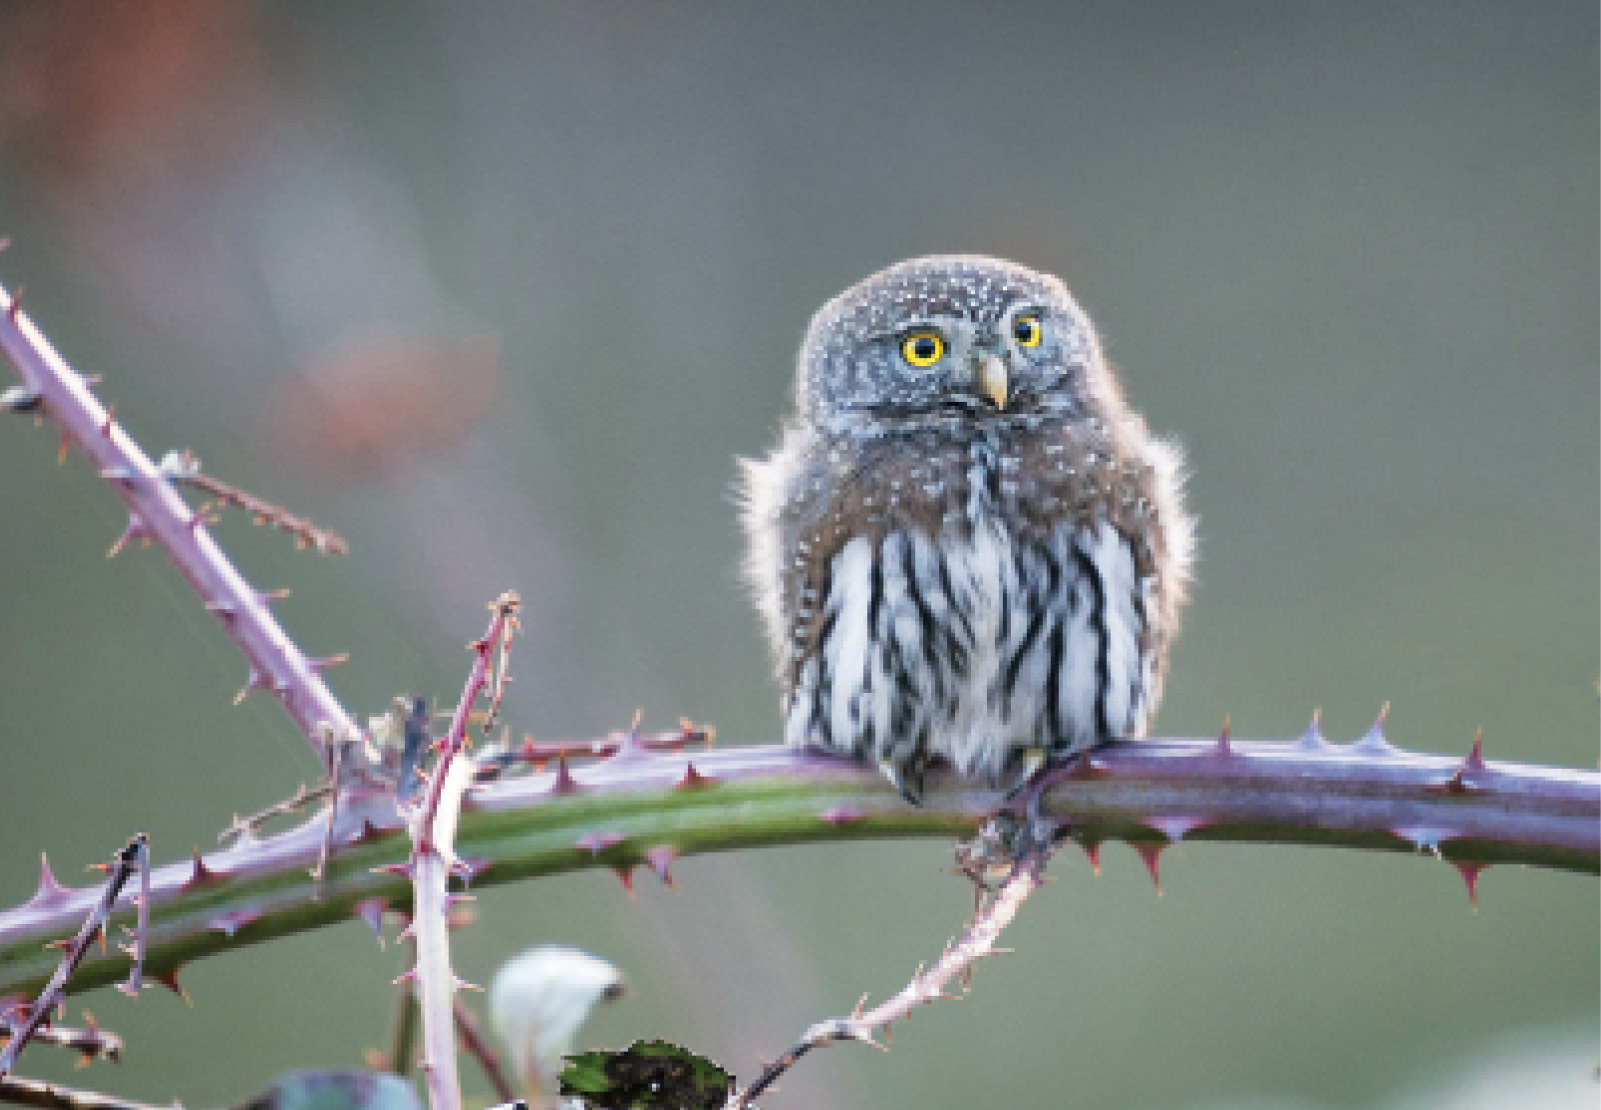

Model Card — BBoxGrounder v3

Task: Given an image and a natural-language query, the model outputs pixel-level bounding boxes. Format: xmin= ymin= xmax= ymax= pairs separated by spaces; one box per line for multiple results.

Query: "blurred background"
xmin=0 ymin=1 xmax=1594 ymax=1106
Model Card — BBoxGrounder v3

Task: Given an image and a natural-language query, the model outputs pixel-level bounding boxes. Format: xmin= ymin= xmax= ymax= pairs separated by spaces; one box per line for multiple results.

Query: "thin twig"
xmin=454 ymin=995 xmax=516 ymax=1102
xmin=158 ymin=449 xmax=349 ymax=555
xmin=0 ymin=836 xmax=145 ymax=1077
xmin=726 ymin=817 xmax=1052 ymax=1108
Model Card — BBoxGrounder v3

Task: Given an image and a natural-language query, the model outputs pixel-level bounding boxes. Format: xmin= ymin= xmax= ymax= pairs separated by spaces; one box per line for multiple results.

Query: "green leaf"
xmin=559 ymin=1039 xmax=733 ymax=1109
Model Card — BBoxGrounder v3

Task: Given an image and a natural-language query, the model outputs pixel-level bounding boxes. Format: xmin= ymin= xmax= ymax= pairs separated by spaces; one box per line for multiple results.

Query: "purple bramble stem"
xmin=0 ymin=281 xmax=354 ymax=757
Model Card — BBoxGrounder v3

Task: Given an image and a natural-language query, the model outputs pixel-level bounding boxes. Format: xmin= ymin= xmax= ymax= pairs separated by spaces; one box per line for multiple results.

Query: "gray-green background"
xmin=0 ymin=2 xmax=1594 ymax=1107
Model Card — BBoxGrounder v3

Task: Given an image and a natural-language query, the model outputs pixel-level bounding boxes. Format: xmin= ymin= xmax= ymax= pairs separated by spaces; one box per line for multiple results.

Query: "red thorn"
xmin=1133 ymin=841 xmax=1165 ymax=893
xmin=1451 ymin=860 xmax=1487 ymax=912
xmin=1145 ymin=816 xmax=1205 ymax=842
xmin=1214 ymin=714 xmax=1232 ymax=757
xmin=256 ymin=587 xmax=291 ymax=606
xmin=818 ymin=806 xmax=866 ymax=826
xmin=674 ymin=760 xmax=713 ymax=789
xmin=208 ymin=907 xmax=261 ymax=938
xmin=453 ymin=975 xmax=482 ymax=993
xmin=57 ymin=428 xmax=70 ymax=464
xmin=309 ymin=653 xmax=349 ymax=673
xmin=183 ymin=847 xmax=223 ymax=890
xmin=576 ymin=831 xmax=625 ymax=856
xmin=4 ymin=283 xmax=20 ymax=321
xmin=152 ymin=966 xmax=190 ymax=1004
xmin=644 ymin=845 xmax=678 ymax=887
xmin=613 ymin=865 xmax=636 ymax=896
xmin=107 ymin=515 xmax=150 ymax=558
xmin=100 ymin=402 xmax=116 ymax=437
xmin=549 ymin=754 xmax=583 ymax=795
xmin=393 ymin=968 xmax=418 ymax=986
xmin=1080 ymin=839 xmax=1102 ymax=876
xmin=1464 ymin=728 xmax=1486 ymax=772
xmin=27 ymin=853 xmax=72 ymax=909
xmin=353 ymin=898 xmax=387 ymax=941
xmin=371 ymin=862 xmax=415 ymax=880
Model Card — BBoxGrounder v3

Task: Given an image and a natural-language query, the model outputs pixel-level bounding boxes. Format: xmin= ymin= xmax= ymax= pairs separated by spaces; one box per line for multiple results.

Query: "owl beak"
xmin=978 ymin=354 xmax=1009 ymax=409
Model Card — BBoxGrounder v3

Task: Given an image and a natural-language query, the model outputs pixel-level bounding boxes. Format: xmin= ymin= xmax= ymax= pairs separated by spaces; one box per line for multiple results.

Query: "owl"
xmin=741 ymin=256 xmax=1193 ymax=803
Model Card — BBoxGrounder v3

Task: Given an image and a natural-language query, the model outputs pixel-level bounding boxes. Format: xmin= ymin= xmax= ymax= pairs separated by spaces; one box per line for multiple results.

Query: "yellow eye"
xmin=1013 ymin=314 xmax=1043 ymax=347
xmin=900 ymin=331 xmax=945 ymax=367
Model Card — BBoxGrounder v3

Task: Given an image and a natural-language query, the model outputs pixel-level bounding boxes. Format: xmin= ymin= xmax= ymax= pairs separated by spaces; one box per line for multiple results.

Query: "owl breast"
xmin=784 ymin=441 xmax=1155 ymax=789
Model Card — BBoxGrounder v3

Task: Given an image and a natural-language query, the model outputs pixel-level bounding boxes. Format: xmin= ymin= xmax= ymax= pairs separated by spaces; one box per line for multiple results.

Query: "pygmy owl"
xmin=741 ymin=256 xmax=1193 ymax=802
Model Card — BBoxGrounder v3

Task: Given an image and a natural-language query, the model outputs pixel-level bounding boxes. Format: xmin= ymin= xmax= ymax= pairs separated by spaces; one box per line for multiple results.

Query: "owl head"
xmin=797 ymin=255 xmax=1119 ymax=436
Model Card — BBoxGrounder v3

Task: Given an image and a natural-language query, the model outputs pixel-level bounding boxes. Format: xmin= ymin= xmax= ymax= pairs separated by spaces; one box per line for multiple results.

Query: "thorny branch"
xmin=0 ymin=279 xmax=357 ymax=759
xmin=396 ymin=592 xmax=521 ymax=1110
xmin=726 ymin=816 xmax=1053 ymax=1109
xmin=0 ymin=835 xmax=146 ymax=1078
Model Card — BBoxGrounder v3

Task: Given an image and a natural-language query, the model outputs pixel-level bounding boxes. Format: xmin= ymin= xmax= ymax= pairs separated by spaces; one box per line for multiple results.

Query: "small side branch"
xmin=727 ymin=818 xmax=1052 ymax=1109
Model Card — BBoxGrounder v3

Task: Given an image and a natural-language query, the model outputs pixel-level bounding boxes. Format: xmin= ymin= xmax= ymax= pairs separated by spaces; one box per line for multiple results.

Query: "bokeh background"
xmin=0 ymin=2 xmax=1595 ymax=1107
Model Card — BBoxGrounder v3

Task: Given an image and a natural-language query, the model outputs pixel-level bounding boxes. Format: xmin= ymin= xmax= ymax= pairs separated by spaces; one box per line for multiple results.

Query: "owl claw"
xmin=1002 ymin=747 xmax=1049 ymax=802
xmin=879 ymin=759 xmax=924 ymax=806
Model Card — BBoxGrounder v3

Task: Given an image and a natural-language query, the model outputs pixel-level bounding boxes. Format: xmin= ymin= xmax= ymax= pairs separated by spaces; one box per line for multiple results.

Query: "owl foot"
xmin=878 ymin=758 xmax=925 ymax=806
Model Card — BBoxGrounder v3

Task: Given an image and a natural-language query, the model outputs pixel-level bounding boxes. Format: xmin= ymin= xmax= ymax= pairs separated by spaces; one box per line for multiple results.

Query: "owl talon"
xmin=879 ymin=759 xmax=924 ymax=806
xmin=1002 ymin=747 xmax=1049 ymax=802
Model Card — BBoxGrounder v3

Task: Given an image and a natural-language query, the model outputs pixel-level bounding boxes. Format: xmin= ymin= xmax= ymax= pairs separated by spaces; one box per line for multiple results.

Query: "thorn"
xmin=1080 ymin=839 xmax=1102 ymax=876
xmin=453 ymin=976 xmax=483 ymax=993
xmin=26 ymin=852 xmax=72 ymax=909
xmin=1451 ymin=860 xmax=1487 ymax=912
xmin=818 ymin=806 xmax=865 ymax=825
xmin=1354 ymin=702 xmax=1393 ymax=753
xmin=1297 ymin=708 xmax=1327 ymax=750
xmin=371 ymin=862 xmax=415 ymax=880
xmin=674 ymin=760 xmax=713 ymax=789
xmin=612 ymin=865 xmax=636 ymax=896
xmin=207 ymin=908 xmax=261 ymax=938
xmin=6 ymin=282 xmax=23 ymax=321
xmin=1214 ymin=714 xmax=1232 ymax=757
xmin=393 ymin=968 xmax=418 ymax=986
xmin=353 ymin=898 xmax=388 ymax=942
xmin=1145 ymin=816 xmax=1205 ymax=842
xmin=549 ymin=754 xmax=583 ymax=795
xmin=100 ymin=401 xmax=116 ymax=437
xmin=308 ymin=653 xmax=349 ymax=673
xmin=183 ymin=847 xmax=223 ymax=890
xmin=153 ymin=966 xmax=190 ymax=1004
xmin=644 ymin=845 xmax=678 ymax=888
xmin=1133 ymin=841 xmax=1165 ymax=893
xmin=205 ymin=600 xmax=239 ymax=623
xmin=107 ymin=514 xmax=150 ymax=558
xmin=232 ymin=668 xmax=266 ymax=706
xmin=576 ymin=831 xmax=625 ymax=856
xmin=851 ymin=993 xmax=870 ymax=1019
xmin=1464 ymin=728 xmax=1486 ymax=772
xmin=256 ymin=587 xmax=291 ymax=606
xmin=1393 ymin=826 xmax=1451 ymax=856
